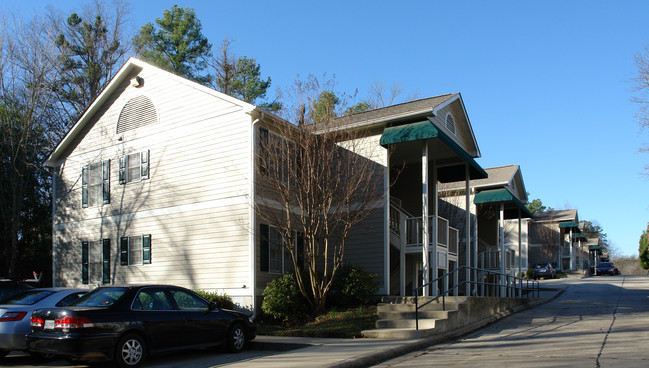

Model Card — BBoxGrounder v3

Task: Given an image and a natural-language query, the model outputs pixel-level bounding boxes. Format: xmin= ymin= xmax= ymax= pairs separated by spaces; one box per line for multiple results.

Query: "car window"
xmin=72 ymin=287 xmax=128 ymax=307
xmin=133 ymin=288 xmax=174 ymax=311
xmin=56 ymin=292 xmax=87 ymax=307
xmin=170 ymin=289 xmax=209 ymax=311
xmin=1 ymin=290 xmax=55 ymax=305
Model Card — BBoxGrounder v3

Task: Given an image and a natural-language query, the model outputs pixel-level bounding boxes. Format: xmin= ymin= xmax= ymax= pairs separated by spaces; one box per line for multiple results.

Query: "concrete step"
xmin=376 ymin=318 xmax=436 ymax=329
xmin=361 ymin=327 xmax=437 ymax=339
xmin=378 ymin=310 xmax=451 ymax=320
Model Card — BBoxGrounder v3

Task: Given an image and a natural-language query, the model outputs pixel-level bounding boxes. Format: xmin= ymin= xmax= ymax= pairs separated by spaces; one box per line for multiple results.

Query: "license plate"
xmin=44 ymin=320 xmax=55 ymax=330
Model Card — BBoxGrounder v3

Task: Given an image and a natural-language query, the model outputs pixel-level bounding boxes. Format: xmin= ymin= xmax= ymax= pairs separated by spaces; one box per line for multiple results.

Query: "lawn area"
xmin=256 ymin=305 xmax=378 ymax=338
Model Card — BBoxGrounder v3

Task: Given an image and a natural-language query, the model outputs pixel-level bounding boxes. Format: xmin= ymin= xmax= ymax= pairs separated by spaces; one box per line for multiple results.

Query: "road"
xmin=374 ymin=275 xmax=649 ymax=368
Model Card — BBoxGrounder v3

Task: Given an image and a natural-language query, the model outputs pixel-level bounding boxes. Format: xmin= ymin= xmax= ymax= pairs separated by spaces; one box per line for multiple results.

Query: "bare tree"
xmin=0 ymin=12 xmax=60 ymax=279
xmin=367 ymin=80 xmax=402 ymax=109
xmin=633 ymin=45 xmax=649 ymax=173
xmin=208 ymin=37 xmax=237 ymax=95
xmin=255 ymin=75 xmax=384 ymax=312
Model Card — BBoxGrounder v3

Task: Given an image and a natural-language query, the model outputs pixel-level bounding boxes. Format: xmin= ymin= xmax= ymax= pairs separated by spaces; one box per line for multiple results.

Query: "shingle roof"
xmin=330 ymin=94 xmax=457 ymax=130
xmin=533 ymin=209 xmax=578 ymax=223
xmin=442 ymin=165 xmax=520 ymax=190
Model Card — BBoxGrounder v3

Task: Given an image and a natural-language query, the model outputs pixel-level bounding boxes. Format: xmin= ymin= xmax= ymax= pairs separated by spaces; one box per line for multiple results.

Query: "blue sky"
xmin=7 ymin=0 xmax=649 ymax=256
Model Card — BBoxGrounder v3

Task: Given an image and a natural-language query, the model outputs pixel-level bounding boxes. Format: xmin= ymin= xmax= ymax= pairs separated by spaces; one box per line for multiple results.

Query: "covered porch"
xmin=381 ymin=116 xmax=487 ymax=297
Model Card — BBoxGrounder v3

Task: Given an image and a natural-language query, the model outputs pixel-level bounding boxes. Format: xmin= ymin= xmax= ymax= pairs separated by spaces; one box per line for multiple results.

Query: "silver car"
xmin=0 ymin=287 xmax=87 ymax=358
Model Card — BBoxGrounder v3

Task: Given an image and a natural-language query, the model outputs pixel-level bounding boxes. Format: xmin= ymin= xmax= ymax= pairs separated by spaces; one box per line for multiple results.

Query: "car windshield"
xmin=535 ymin=264 xmax=548 ymax=269
xmin=598 ymin=262 xmax=612 ymax=267
xmin=0 ymin=290 xmax=55 ymax=305
xmin=70 ymin=287 xmax=128 ymax=307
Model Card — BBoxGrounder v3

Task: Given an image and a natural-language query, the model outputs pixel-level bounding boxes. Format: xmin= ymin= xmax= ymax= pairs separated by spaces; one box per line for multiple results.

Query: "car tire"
xmin=115 ymin=333 xmax=146 ymax=368
xmin=227 ymin=323 xmax=247 ymax=353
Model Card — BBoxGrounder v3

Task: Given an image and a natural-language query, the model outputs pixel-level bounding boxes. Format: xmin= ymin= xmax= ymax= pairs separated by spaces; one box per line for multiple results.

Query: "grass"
xmin=256 ymin=305 xmax=379 ymax=338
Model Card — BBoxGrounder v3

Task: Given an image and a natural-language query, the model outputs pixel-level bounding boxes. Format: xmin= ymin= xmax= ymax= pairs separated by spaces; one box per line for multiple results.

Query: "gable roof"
xmin=331 ymin=93 xmax=481 ymax=158
xmin=44 ymin=57 xmax=260 ymax=168
xmin=441 ymin=165 xmax=528 ymax=202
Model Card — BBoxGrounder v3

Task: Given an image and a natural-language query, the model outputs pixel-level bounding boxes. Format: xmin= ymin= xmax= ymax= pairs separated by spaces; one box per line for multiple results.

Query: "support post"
xmin=421 ymin=142 xmax=429 ymax=296
xmin=465 ymin=164 xmax=471 ymax=296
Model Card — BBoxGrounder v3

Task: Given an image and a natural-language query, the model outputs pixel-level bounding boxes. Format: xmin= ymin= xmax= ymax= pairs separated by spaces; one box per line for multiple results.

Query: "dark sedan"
xmin=596 ymin=262 xmax=619 ymax=276
xmin=533 ymin=263 xmax=556 ymax=280
xmin=26 ymin=285 xmax=255 ymax=368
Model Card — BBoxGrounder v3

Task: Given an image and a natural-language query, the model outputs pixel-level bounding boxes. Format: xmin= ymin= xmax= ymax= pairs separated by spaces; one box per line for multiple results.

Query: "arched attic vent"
xmin=117 ymin=95 xmax=158 ymax=134
xmin=445 ymin=113 xmax=456 ymax=135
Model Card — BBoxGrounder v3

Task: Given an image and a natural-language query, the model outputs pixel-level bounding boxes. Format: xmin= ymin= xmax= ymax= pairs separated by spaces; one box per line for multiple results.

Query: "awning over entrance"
xmin=473 ymin=188 xmax=534 ymax=218
xmin=559 ymin=221 xmax=581 ymax=232
xmin=379 ymin=120 xmax=488 ymax=181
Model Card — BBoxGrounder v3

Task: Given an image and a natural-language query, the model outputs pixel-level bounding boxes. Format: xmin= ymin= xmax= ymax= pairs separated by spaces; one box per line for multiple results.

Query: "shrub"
xmin=526 ymin=268 xmax=534 ymax=279
xmin=261 ymin=273 xmax=309 ymax=323
xmin=194 ymin=290 xmax=235 ymax=309
xmin=330 ymin=264 xmax=378 ymax=307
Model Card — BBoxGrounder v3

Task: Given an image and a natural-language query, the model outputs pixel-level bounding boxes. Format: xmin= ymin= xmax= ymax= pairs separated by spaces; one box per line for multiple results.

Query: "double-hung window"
xmin=81 ymin=239 xmax=110 ymax=284
xmin=258 ymin=127 xmax=297 ymax=186
xmin=119 ymin=150 xmax=149 ymax=184
xmin=82 ymin=160 xmax=110 ymax=207
xmin=120 ymin=234 xmax=152 ymax=266
xmin=260 ymin=224 xmax=303 ymax=274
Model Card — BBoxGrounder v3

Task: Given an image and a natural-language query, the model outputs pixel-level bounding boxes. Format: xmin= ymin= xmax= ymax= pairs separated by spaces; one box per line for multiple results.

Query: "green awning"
xmin=379 ymin=120 xmax=488 ymax=180
xmin=473 ymin=188 xmax=534 ymax=218
xmin=589 ymin=245 xmax=600 ymax=250
xmin=559 ymin=221 xmax=579 ymax=229
xmin=573 ymin=233 xmax=588 ymax=240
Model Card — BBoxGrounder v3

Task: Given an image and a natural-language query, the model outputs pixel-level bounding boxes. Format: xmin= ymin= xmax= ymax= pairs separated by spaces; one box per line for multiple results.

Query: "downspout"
xmin=50 ymin=167 xmax=57 ymax=287
xmin=249 ymin=112 xmax=263 ymax=320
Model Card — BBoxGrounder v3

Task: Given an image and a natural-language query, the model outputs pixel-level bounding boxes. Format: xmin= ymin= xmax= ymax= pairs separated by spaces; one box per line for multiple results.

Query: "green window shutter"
xmin=81 ymin=241 xmax=89 ymax=284
xmin=260 ymin=224 xmax=269 ymax=272
xmin=143 ymin=234 xmax=151 ymax=264
xmin=102 ymin=239 xmax=110 ymax=284
xmin=102 ymin=160 xmax=110 ymax=204
xmin=119 ymin=157 xmax=126 ymax=184
xmin=120 ymin=237 xmax=129 ymax=265
xmin=141 ymin=150 xmax=150 ymax=180
xmin=81 ymin=167 xmax=89 ymax=208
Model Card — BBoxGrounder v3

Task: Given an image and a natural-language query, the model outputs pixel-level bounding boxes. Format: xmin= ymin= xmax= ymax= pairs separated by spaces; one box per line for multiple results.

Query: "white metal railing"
xmin=479 ymin=249 xmax=515 ymax=271
xmin=403 ymin=215 xmax=458 ymax=255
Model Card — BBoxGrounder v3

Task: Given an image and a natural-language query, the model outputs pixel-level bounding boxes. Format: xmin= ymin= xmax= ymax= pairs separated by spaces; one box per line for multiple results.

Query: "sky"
xmin=5 ymin=0 xmax=649 ymax=256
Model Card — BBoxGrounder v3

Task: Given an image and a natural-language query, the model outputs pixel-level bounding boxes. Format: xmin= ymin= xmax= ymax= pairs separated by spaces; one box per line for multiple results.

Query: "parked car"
xmin=0 ymin=279 xmax=33 ymax=302
xmin=27 ymin=285 xmax=256 ymax=368
xmin=0 ymin=288 xmax=87 ymax=359
xmin=596 ymin=262 xmax=619 ymax=276
xmin=533 ymin=263 xmax=556 ymax=280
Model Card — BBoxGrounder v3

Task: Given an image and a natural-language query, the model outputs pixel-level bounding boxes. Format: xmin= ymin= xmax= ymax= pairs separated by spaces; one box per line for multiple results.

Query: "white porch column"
xmin=431 ymin=159 xmax=438 ymax=297
xmin=518 ymin=209 xmax=522 ymax=298
xmin=421 ymin=142 xmax=430 ymax=296
xmin=499 ymin=203 xmax=506 ymax=296
xmin=400 ymin=215 xmax=406 ymax=296
xmin=465 ymin=164 xmax=471 ymax=296
xmin=569 ymin=228 xmax=574 ymax=271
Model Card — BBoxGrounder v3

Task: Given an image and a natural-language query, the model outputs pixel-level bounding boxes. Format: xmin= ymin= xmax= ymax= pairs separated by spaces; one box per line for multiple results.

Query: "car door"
xmin=131 ymin=287 xmax=184 ymax=351
xmin=169 ymin=288 xmax=228 ymax=346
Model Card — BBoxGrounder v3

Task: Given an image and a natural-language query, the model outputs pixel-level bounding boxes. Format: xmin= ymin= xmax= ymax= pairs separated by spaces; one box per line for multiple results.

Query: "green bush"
xmin=261 ymin=273 xmax=309 ymax=323
xmin=526 ymin=268 xmax=534 ymax=279
xmin=330 ymin=264 xmax=378 ymax=307
xmin=194 ymin=290 xmax=235 ymax=309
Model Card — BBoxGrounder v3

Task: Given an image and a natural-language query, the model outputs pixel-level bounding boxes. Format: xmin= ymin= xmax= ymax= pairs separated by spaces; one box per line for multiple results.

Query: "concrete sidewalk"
xmin=223 ymin=286 xmax=564 ymax=368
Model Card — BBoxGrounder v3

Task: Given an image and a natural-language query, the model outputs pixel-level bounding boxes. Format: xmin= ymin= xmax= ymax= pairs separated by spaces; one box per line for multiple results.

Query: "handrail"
xmin=413 ymin=265 xmax=539 ymax=330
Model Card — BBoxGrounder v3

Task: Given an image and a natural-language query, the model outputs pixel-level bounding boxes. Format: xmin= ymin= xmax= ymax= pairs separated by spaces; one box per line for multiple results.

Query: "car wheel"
xmin=115 ymin=334 xmax=146 ymax=368
xmin=227 ymin=323 xmax=247 ymax=353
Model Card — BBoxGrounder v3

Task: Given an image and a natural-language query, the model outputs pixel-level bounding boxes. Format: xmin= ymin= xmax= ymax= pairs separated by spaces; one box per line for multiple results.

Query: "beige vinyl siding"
xmin=53 ymin=65 xmax=254 ymax=306
xmin=428 ymin=104 xmax=478 ymax=157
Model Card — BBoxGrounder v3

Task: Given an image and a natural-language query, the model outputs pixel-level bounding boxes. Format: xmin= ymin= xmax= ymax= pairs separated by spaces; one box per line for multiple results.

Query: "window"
xmin=133 ymin=288 xmax=173 ymax=311
xmin=82 ymin=239 xmax=110 ymax=285
xmin=120 ymin=235 xmax=151 ymax=266
xmin=260 ymin=224 xmax=303 ymax=274
xmin=258 ymin=127 xmax=297 ymax=186
xmin=170 ymin=289 xmax=209 ymax=311
xmin=82 ymin=160 xmax=110 ymax=207
xmin=445 ymin=113 xmax=456 ymax=135
xmin=119 ymin=150 xmax=149 ymax=184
